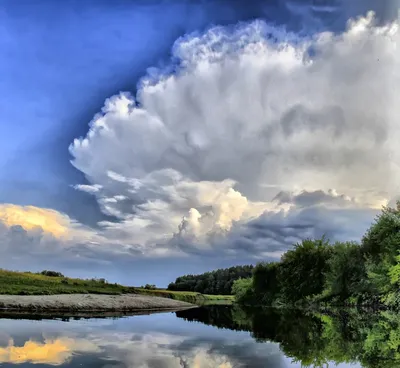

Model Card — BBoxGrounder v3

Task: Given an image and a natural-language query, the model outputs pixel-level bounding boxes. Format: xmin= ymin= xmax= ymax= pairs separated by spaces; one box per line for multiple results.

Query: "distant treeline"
xmin=167 ymin=265 xmax=254 ymax=295
xmin=232 ymin=202 xmax=400 ymax=308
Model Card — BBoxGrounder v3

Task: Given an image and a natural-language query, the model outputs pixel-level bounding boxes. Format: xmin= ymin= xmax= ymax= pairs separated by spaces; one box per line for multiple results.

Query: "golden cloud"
xmin=0 ymin=338 xmax=87 ymax=365
xmin=0 ymin=336 xmax=100 ymax=365
xmin=0 ymin=204 xmax=70 ymax=238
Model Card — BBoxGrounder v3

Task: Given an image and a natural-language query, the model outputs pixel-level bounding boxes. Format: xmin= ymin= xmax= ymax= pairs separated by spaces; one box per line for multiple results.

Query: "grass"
xmin=0 ymin=269 xmax=234 ymax=305
xmin=136 ymin=288 xmax=234 ymax=305
xmin=0 ymin=269 xmax=136 ymax=295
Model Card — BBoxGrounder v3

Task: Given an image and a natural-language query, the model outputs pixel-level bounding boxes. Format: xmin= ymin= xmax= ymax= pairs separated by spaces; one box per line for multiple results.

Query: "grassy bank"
xmin=0 ymin=269 xmax=136 ymax=295
xmin=0 ymin=269 xmax=233 ymax=305
xmin=136 ymin=288 xmax=234 ymax=305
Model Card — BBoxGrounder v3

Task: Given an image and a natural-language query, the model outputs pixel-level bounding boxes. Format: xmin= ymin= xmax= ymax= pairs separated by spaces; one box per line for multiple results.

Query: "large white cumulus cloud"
xmin=70 ymin=12 xmax=400 ymax=258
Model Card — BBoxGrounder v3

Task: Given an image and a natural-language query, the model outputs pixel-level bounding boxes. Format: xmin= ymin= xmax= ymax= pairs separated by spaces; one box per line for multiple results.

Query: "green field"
xmin=136 ymin=288 xmax=234 ymax=305
xmin=0 ymin=269 xmax=136 ymax=295
xmin=0 ymin=269 xmax=234 ymax=305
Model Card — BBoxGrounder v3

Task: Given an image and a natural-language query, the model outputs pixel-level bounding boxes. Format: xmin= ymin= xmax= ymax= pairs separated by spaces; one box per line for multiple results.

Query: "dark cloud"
xmin=224 ymin=203 xmax=379 ymax=259
xmin=273 ymin=189 xmax=354 ymax=207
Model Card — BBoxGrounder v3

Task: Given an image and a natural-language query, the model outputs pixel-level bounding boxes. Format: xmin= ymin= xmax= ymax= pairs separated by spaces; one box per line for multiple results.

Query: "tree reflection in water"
xmin=176 ymin=306 xmax=400 ymax=368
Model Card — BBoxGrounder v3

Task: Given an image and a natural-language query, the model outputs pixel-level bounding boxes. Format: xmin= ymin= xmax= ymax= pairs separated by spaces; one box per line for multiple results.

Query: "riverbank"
xmin=0 ymin=293 xmax=195 ymax=312
xmin=0 ymin=269 xmax=234 ymax=306
xmin=137 ymin=288 xmax=234 ymax=305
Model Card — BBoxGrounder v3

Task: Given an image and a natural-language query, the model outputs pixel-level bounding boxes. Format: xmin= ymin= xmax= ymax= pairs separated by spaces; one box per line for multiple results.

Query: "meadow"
xmin=0 ymin=269 xmax=233 ymax=305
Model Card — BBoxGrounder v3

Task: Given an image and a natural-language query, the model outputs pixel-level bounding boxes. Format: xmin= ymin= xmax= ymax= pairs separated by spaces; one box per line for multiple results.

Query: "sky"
xmin=0 ymin=0 xmax=399 ymax=286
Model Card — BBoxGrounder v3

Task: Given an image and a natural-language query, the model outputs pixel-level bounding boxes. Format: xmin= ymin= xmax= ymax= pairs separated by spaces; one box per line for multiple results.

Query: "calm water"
xmin=0 ymin=306 xmax=396 ymax=367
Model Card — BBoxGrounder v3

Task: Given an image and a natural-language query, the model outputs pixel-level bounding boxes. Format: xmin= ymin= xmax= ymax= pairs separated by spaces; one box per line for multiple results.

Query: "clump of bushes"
xmin=40 ymin=270 xmax=64 ymax=277
xmin=143 ymin=284 xmax=157 ymax=290
xmin=90 ymin=277 xmax=107 ymax=284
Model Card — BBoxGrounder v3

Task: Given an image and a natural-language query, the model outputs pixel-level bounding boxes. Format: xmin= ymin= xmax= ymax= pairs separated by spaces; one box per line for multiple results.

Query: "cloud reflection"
xmin=0 ymin=337 xmax=99 ymax=365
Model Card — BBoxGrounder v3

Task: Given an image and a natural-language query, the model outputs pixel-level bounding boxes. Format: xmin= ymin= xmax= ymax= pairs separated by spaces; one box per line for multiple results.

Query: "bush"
xmin=232 ymin=278 xmax=255 ymax=305
xmin=144 ymin=284 xmax=156 ymax=290
xmin=41 ymin=270 xmax=64 ymax=277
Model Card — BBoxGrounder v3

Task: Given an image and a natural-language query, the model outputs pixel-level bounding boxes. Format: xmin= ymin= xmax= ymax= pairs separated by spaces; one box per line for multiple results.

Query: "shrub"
xmin=232 ymin=278 xmax=255 ymax=305
xmin=41 ymin=270 xmax=64 ymax=277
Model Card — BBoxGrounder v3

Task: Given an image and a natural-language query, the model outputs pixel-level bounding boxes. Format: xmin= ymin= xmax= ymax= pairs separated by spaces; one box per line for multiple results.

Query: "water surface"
xmin=0 ymin=306 xmax=396 ymax=367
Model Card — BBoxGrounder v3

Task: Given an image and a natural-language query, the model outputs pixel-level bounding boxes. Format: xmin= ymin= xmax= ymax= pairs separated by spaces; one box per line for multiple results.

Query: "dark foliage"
xmin=252 ymin=262 xmax=281 ymax=304
xmin=278 ymin=237 xmax=333 ymax=303
xmin=40 ymin=270 xmax=64 ymax=277
xmin=167 ymin=265 xmax=254 ymax=295
xmin=143 ymin=284 xmax=156 ymax=290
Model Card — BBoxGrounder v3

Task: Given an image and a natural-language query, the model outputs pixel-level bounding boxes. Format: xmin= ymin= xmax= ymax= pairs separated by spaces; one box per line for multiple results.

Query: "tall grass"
xmin=0 ymin=269 xmax=135 ymax=295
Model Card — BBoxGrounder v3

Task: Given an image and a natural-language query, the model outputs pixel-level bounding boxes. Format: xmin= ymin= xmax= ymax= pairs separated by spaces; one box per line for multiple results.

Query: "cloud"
xmin=79 ymin=331 xmax=257 ymax=368
xmin=68 ymin=12 xmax=400 ymax=259
xmin=0 ymin=204 xmax=99 ymax=250
xmin=0 ymin=204 xmax=72 ymax=239
xmin=0 ymin=204 xmax=123 ymax=271
xmin=0 ymin=337 xmax=99 ymax=365
xmin=225 ymin=200 xmax=379 ymax=260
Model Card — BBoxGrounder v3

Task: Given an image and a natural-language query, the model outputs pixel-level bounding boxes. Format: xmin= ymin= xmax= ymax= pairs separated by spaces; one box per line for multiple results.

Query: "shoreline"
xmin=0 ymin=293 xmax=196 ymax=313
xmin=0 ymin=309 xmax=188 ymax=320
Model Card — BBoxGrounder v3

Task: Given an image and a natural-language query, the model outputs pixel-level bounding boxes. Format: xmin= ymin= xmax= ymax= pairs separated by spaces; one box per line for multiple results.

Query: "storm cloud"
xmin=67 ymin=12 xmax=400 ymax=261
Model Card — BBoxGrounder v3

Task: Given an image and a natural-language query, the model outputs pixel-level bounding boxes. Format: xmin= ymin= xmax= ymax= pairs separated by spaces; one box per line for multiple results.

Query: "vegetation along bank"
xmin=231 ymin=202 xmax=400 ymax=309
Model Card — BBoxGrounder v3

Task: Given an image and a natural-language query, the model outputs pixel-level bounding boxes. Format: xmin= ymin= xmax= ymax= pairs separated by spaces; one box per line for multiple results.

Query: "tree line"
xmin=232 ymin=202 xmax=400 ymax=308
xmin=167 ymin=265 xmax=254 ymax=295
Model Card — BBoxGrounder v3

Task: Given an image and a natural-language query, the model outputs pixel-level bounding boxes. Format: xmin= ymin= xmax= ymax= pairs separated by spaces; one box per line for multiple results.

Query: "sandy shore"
xmin=0 ymin=294 xmax=195 ymax=312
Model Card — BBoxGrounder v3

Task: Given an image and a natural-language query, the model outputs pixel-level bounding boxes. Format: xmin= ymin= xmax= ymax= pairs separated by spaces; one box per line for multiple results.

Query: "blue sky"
xmin=0 ymin=0 xmax=399 ymax=286
xmin=0 ymin=0 xmax=296 ymax=226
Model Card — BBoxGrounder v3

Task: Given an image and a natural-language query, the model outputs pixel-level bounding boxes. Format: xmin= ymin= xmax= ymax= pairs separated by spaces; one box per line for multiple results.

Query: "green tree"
xmin=252 ymin=262 xmax=281 ymax=305
xmin=232 ymin=278 xmax=255 ymax=305
xmin=362 ymin=201 xmax=400 ymax=261
xmin=361 ymin=202 xmax=400 ymax=305
xmin=279 ymin=238 xmax=333 ymax=303
xmin=324 ymin=241 xmax=369 ymax=301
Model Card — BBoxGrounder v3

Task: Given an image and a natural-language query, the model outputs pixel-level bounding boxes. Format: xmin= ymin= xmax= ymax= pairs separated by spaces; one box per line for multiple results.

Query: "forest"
xmin=167 ymin=265 xmax=254 ymax=295
xmin=232 ymin=202 xmax=400 ymax=308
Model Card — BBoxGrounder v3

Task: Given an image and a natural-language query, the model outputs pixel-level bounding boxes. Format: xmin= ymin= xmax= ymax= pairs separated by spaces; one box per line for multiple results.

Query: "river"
xmin=0 ymin=306 xmax=396 ymax=367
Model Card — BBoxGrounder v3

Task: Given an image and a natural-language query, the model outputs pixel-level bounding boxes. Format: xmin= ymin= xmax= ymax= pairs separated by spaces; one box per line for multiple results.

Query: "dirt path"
xmin=0 ymin=294 xmax=195 ymax=312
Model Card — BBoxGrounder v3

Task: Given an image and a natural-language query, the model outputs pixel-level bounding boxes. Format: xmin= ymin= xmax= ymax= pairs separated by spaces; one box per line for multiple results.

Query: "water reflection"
xmin=1 ymin=306 xmax=397 ymax=367
xmin=0 ymin=337 xmax=99 ymax=365
xmin=176 ymin=306 xmax=400 ymax=368
xmin=0 ymin=310 xmax=293 ymax=368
